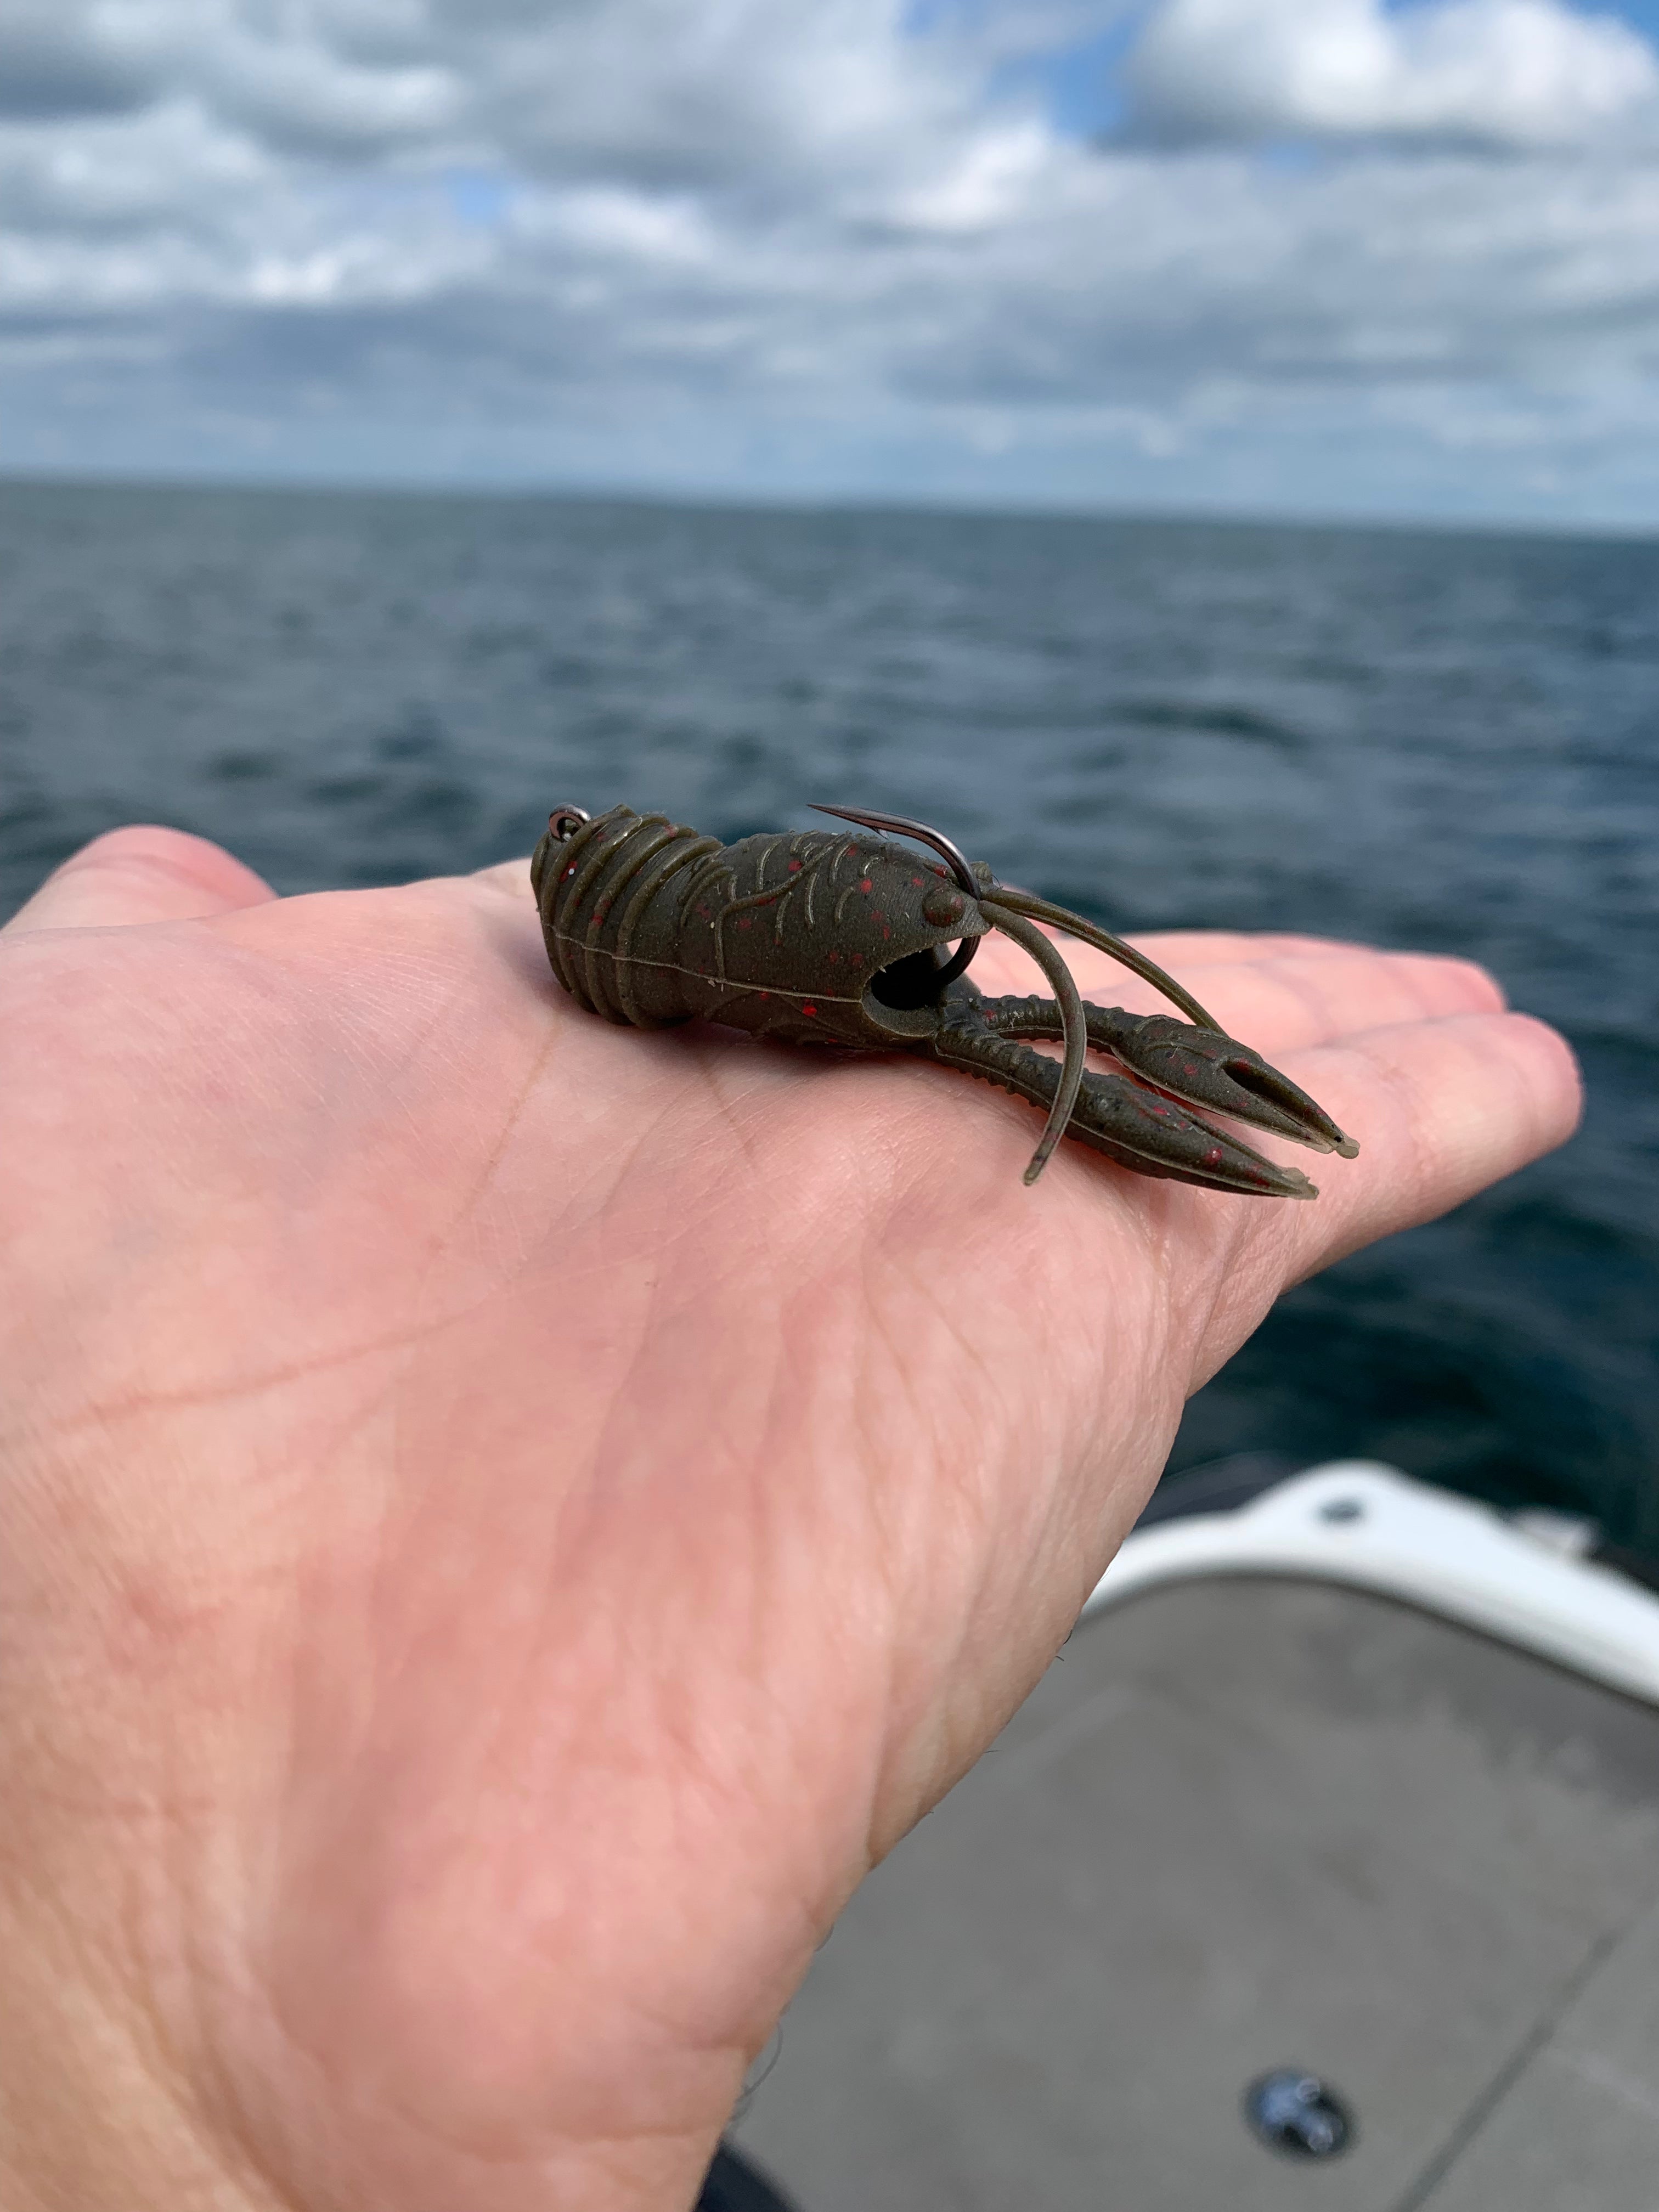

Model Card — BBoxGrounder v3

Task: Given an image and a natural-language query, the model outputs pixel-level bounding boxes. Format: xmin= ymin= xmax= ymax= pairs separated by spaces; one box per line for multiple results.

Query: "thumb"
xmin=4 ymin=826 xmax=277 ymax=934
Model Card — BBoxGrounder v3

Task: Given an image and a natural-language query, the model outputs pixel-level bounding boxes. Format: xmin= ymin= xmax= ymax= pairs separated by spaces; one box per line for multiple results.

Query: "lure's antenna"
xmin=811 ymin=803 xmax=981 ymax=985
xmin=979 ymin=900 xmax=1090 ymax=1185
xmin=985 ymin=883 xmax=1221 ymax=1031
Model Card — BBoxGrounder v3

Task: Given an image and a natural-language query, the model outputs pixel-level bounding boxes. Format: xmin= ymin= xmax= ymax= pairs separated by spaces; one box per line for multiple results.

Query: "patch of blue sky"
xmin=1382 ymin=0 xmax=1659 ymax=23
xmin=314 ymin=167 xmax=518 ymax=228
xmin=1602 ymin=0 xmax=1659 ymax=35
xmin=902 ymin=1 xmax=1145 ymax=137
xmin=991 ymin=21 xmax=1141 ymax=137
xmin=907 ymin=0 xmax=1659 ymax=144
xmin=444 ymin=170 xmax=516 ymax=229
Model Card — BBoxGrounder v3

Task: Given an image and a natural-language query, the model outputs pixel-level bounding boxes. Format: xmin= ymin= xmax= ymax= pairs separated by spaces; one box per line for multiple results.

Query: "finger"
xmin=979 ymin=925 xmax=1394 ymax=1000
xmin=1172 ymin=945 xmax=1507 ymax=1053
xmin=1206 ymin=1002 xmax=1574 ymax=1300
xmin=1306 ymin=1009 xmax=1579 ymax=1249
xmin=972 ymin=928 xmax=1504 ymax=1050
xmin=1128 ymin=928 xmax=1378 ymax=967
xmin=1184 ymin=1008 xmax=1580 ymax=1379
xmin=471 ymin=856 xmax=535 ymax=902
xmin=3 ymin=826 xmax=276 ymax=935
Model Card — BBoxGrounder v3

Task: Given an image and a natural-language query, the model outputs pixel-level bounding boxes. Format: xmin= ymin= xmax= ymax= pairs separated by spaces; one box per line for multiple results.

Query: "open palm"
xmin=0 ymin=826 xmax=1578 ymax=2212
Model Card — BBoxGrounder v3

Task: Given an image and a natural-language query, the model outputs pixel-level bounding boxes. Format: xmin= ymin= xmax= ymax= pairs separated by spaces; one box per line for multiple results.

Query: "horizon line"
xmin=5 ymin=464 xmax=1659 ymax=549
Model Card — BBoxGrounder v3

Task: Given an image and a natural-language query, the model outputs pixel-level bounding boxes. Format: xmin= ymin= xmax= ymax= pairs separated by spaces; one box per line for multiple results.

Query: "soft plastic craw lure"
xmin=532 ymin=802 xmax=1358 ymax=1197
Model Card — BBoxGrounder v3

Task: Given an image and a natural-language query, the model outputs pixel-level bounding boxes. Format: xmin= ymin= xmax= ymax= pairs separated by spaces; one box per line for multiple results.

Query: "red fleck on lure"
xmin=531 ymin=802 xmax=1359 ymax=1198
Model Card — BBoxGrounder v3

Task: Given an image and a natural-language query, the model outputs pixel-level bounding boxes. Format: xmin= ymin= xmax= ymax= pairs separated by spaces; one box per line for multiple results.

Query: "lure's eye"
xmin=923 ymin=884 xmax=967 ymax=928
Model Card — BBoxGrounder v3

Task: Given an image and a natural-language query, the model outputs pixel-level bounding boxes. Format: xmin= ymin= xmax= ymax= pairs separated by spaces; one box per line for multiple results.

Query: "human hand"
xmin=0 ymin=826 xmax=1579 ymax=2212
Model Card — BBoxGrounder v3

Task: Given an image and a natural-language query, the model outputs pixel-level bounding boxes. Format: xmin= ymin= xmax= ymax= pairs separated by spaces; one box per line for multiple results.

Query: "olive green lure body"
xmin=532 ymin=803 xmax=1358 ymax=1198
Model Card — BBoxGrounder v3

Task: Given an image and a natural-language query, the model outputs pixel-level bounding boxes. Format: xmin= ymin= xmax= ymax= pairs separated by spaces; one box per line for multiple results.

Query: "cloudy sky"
xmin=7 ymin=0 xmax=1659 ymax=523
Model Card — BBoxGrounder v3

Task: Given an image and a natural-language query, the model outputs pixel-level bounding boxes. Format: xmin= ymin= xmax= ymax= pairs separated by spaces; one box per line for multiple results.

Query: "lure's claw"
xmin=930 ymin=992 xmax=1357 ymax=1195
xmin=1068 ymin=1060 xmax=1322 ymax=1198
xmin=932 ymin=1000 xmax=1322 ymax=1197
xmin=1069 ymin=1008 xmax=1359 ymax=1159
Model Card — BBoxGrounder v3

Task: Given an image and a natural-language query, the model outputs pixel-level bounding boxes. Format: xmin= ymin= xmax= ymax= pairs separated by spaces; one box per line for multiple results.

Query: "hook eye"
xmin=548 ymin=806 xmax=592 ymax=842
xmin=932 ymin=938 xmax=977 ymax=988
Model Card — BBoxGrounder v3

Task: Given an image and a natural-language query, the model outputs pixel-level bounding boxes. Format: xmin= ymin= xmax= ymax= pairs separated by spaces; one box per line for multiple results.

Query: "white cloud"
xmin=205 ymin=36 xmax=459 ymax=156
xmin=1123 ymin=0 xmax=1659 ymax=151
xmin=0 ymin=1 xmax=168 ymax=121
xmin=0 ymin=98 xmax=271 ymax=234
xmin=4 ymin=0 xmax=1659 ymax=521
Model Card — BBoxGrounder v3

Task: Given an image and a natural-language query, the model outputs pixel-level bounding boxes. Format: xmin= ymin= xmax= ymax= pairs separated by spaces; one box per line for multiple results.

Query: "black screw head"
xmin=1318 ymin=1496 xmax=1367 ymax=1523
xmin=1243 ymin=2070 xmax=1356 ymax=2159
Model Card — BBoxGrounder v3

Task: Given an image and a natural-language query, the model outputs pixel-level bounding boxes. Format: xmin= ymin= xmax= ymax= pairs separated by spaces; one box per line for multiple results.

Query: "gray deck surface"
xmin=731 ymin=1577 xmax=1659 ymax=2211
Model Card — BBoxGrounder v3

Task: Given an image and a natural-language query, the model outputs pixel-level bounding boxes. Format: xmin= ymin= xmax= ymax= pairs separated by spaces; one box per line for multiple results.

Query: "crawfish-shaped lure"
xmin=531 ymin=803 xmax=1358 ymax=1198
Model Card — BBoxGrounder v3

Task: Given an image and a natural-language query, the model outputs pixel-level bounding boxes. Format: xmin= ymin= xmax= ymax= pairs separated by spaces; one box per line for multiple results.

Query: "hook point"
xmin=810 ymin=803 xmax=980 ymax=901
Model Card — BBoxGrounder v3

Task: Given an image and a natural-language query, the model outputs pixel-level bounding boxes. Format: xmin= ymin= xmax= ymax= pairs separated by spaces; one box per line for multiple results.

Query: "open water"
xmin=2 ymin=479 xmax=1655 ymax=1554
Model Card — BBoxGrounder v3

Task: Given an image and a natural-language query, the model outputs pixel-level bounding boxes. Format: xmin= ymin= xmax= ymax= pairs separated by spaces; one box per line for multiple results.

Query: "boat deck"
xmin=731 ymin=1575 xmax=1659 ymax=2210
